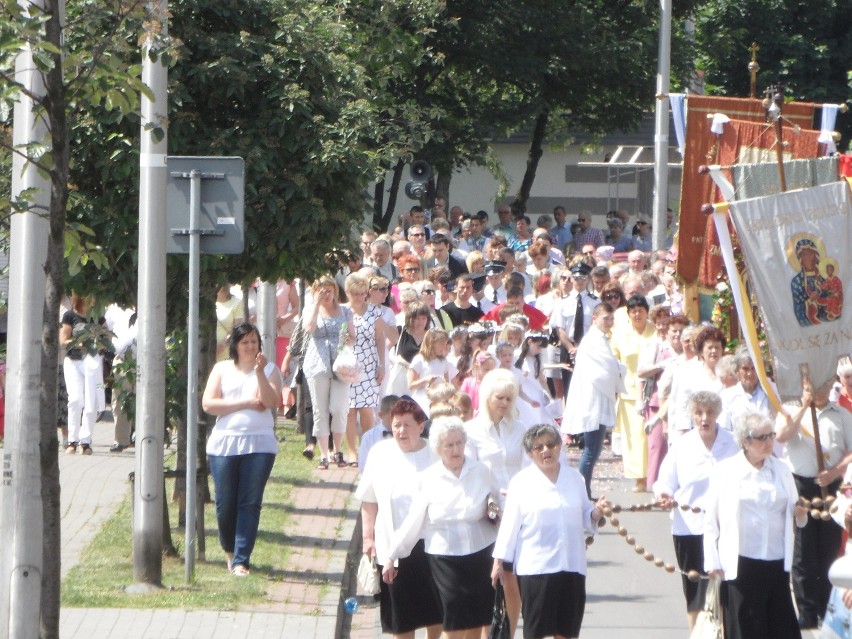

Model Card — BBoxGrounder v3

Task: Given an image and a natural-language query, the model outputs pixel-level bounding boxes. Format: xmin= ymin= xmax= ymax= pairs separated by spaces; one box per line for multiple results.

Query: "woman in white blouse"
xmin=202 ymin=323 xmax=283 ymax=576
xmin=464 ymin=367 xmax=528 ymax=635
xmin=356 ymin=398 xmax=441 ymax=639
xmin=704 ymin=412 xmax=807 ymax=639
xmin=383 ymin=417 xmax=499 ymax=639
xmin=653 ymin=390 xmax=738 ymax=630
xmin=491 ymin=424 xmax=609 ymax=639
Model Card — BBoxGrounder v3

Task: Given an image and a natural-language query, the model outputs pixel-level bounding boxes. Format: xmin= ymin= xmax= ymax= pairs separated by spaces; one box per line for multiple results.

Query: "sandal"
xmin=332 ymin=451 xmax=347 ymax=468
xmin=348 ymin=460 xmax=359 ymax=468
xmin=317 ymin=458 xmax=329 ymax=470
xmin=302 ymin=445 xmax=315 ymax=461
xmin=231 ymin=564 xmax=250 ymax=577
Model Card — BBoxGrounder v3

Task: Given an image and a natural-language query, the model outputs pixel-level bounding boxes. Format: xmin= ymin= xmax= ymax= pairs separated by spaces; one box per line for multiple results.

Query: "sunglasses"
xmin=531 ymin=441 xmax=560 ymax=453
xmin=402 ymin=267 xmax=420 ymax=272
xmin=422 ymin=289 xmax=436 ymax=294
xmin=370 ymin=286 xmax=389 ymax=292
xmin=748 ymin=432 xmax=776 ymax=442
xmin=603 ymin=293 xmax=620 ymax=300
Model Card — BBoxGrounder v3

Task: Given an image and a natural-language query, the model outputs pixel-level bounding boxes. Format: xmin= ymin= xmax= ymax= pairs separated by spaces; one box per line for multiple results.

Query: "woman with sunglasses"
xmin=704 ymin=411 xmax=807 ymax=639
xmin=344 ymin=273 xmax=387 ymax=467
xmin=492 ymin=424 xmax=610 ymax=639
xmin=653 ymin=390 xmax=738 ymax=631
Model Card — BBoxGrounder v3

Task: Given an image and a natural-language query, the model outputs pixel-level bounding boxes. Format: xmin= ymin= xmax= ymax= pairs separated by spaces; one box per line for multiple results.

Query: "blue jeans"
xmin=578 ymin=425 xmax=606 ymax=499
xmin=208 ymin=453 xmax=276 ymax=569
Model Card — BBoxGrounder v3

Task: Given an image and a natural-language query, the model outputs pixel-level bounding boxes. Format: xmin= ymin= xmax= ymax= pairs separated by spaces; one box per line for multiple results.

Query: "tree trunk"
xmin=39 ymin=1 xmax=68 ymax=636
xmin=435 ymin=171 xmax=451 ymax=208
xmin=376 ymin=158 xmax=405 ymax=232
xmin=512 ymin=109 xmax=549 ymax=216
xmin=372 ymin=178 xmax=384 ymax=231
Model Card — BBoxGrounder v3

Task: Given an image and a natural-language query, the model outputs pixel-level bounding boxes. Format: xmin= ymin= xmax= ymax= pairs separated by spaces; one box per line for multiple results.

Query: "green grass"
xmin=61 ymin=421 xmax=314 ymax=609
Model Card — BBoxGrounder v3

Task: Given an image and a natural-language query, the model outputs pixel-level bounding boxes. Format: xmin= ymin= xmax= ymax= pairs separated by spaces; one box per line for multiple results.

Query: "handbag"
xmin=357 ymin=553 xmax=381 ymax=596
xmin=488 ymin=581 xmax=510 ymax=639
xmin=689 ymin=577 xmax=724 ymax=639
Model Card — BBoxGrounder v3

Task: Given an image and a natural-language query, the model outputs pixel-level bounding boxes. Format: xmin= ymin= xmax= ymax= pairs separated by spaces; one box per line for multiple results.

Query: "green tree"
xmin=692 ymin=0 xmax=852 ymax=141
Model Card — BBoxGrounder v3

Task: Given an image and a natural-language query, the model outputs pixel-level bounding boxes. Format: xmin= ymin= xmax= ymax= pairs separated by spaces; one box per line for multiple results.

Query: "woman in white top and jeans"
xmin=202 ymin=323 xmax=283 ymax=576
xmin=383 ymin=417 xmax=499 ymax=639
xmin=704 ymin=411 xmax=808 ymax=639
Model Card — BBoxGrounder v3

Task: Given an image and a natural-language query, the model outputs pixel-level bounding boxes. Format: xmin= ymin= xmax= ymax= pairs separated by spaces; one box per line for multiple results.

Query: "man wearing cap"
xmin=571 ymin=210 xmax=606 ymax=253
xmin=553 ymin=263 xmax=599 ymax=384
xmin=483 ymin=261 xmax=508 ymax=306
xmin=425 ymin=233 xmax=468 ymax=279
xmin=441 ymin=274 xmax=485 ymax=327
xmin=633 ymin=216 xmax=653 ymax=252
xmin=482 ymin=286 xmax=548 ymax=330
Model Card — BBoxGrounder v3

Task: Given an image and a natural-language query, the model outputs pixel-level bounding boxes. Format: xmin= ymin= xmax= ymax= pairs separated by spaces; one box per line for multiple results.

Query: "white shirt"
xmin=355 ymin=439 xmax=436 ymax=561
xmin=776 ymin=402 xmax=852 ymax=477
xmin=562 ymin=326 xmax=625 ymax=434
xmin=386 ymin=457 xmax=498 ymax=560
xmin=703 ymin=453 xmax=800 ymax=580
xmin=358 ymin=424 xmax=392 ymax=473
xmin=665 ymin=358 xmax=724 ymax=433
xmin=653 ymin=427 xmax=738 ymax=535
xmin=552 ymin=291 xmax=597 ymax=343
xmin=737 ymin=462 xmax=787 ymax=561
xmin=465 ymin=414 xmax=531 ymax=507
xmin=719 ymin=382 xmax=771 ymax=432
xmin=104 ymin=304 xmax=137 ymax=359
xmin=493 ymin=462 xmax=598 ymax=576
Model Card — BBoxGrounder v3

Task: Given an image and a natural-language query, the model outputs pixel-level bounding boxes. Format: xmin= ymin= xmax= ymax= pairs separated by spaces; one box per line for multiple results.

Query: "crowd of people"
xmin=209 ymin=202 xmax=852 ymax=637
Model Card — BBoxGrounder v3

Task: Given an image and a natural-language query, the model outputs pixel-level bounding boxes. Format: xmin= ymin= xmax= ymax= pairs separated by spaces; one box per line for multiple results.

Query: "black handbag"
xmin=488 ymin=581 xmax=510 ymax=639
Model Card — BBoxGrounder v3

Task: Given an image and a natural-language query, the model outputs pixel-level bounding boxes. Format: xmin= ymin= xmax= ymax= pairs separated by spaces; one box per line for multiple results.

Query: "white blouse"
xmin=493 ymin=462 xmax=598 ymax=576
xmin=386 ymin=456 xmax=498 ymax=562
xmin=653 ymin=427 xmax=739 ymax=535
xmin=205 ymin=361 xmax=280 ymax=456
xmin=355 ymin=439 xmax=436 ymax=561
xmin=464 ymin=413 xmax=531 ymax=508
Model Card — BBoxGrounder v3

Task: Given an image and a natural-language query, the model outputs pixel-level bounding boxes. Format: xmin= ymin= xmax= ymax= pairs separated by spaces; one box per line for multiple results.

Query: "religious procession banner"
xmin=724 ymin=180 xmax=852 ymax=401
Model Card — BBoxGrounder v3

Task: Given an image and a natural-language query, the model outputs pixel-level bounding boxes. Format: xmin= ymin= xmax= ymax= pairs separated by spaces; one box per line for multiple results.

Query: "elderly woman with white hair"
xmin=382 ymin=417 xmax=499 ymax=639
xmin=492 ymin=424 xmax=609 ymax=639
xmin=653 ymin=390 xmax=738 ymax=630
xmin=704 ymin=411 xmax=808 ymax=639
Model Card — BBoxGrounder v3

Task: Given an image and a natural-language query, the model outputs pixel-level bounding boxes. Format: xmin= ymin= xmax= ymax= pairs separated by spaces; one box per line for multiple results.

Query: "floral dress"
xmin=349 ymin=303 xmax=382 ymax=409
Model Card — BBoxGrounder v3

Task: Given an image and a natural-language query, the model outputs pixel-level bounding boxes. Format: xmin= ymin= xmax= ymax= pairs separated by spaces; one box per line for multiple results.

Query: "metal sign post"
xmin=167 ymin=156 xmax=244 ymax=582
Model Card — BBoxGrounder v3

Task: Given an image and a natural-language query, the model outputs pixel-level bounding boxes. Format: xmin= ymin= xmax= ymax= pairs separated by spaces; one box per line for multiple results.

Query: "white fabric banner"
xmin=727 ymin=180 xmax=852 ymax=400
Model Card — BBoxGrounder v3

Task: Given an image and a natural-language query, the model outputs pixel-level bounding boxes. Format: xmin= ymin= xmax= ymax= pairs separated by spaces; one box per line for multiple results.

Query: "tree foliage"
xmin=692 ymin=0 xmax=852 ymax=140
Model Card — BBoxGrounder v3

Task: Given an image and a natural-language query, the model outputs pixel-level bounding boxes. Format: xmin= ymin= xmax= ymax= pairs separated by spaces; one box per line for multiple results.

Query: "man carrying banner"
xmin=775 ymin=383 xmax=852 ymax=629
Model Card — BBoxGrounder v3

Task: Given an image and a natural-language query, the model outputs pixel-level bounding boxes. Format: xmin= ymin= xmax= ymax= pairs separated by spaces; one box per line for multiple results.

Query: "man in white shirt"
xmin=482 ymin=261 xmax=508 ymax=306
xmin=775 ymin=383 xmax=852 ymax=629
xmin=561 ymin=303 xmax=624 ymax=498
xmin=104 ymin=303 xmax=137 ymax=452
xmin=719 ymin=351 xmax=772 ymax=432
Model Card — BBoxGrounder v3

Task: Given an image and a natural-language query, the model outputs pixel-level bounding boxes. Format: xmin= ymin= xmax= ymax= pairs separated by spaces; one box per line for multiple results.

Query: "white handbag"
xmin=357 ymin=553 xmax=381 ymax=595
xmin=690 ymin=577 xmax=724 ymax=639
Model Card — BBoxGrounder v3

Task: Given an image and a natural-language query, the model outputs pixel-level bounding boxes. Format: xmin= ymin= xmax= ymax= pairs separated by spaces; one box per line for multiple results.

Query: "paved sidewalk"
xmin=58 ymin=418 xmax=363 ymax=639
xmin=51 ymin=421 xmax=823 ymax=638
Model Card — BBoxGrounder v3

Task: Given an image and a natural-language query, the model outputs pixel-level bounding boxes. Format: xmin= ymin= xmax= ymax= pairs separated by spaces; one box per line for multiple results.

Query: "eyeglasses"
xmin=370 ymin=286 xmax=389 ymax=292
xmin=409 ymin=232 xmax=425 ymax=237
xmin=748 ymin=432 xmax=776 ymax=442
xmin=531 ymin=441 xmax=561 ymax=453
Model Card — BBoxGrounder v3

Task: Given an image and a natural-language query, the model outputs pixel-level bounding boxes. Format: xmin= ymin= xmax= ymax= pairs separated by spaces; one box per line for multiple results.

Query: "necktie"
xmin=573 ymin=294 xmax=584 ymax=343
xmin=492 ymin=288 xmax=499 ymax=304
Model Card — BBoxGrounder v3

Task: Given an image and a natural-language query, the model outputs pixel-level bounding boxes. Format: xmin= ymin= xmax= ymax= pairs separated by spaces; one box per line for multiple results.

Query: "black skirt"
xmin=378 ymin=539 xmax=443 ymax=634
xmin=428 ymin=544 xmax=495 ymax=630
xmin=518 ymin=571 xmax=586 ymax=639
xmin=673 ymin=533 xmax=708 ymax=612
